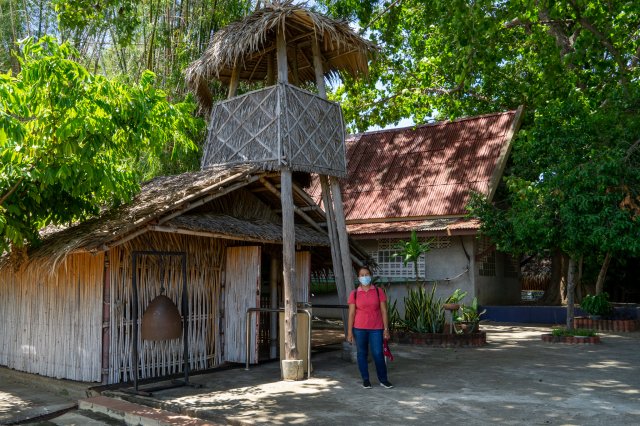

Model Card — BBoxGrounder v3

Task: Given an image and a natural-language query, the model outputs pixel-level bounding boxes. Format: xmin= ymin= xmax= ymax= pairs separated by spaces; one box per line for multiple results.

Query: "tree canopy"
xmin=319 ymin=0 xmax=640 ymax=294
xmin=0 ymin=37 xmax=202 ymax=253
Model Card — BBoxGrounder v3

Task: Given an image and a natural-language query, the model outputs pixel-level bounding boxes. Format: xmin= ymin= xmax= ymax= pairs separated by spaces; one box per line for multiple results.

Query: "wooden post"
xmin=270 ymin=256 xmax=279 ymax=359
xmin=320 ymin=176 xmax=349 ymax=330
xmin=277 ymin=28 xmax=299 ymax=362
xmin=314 ymin=36 xmax=349 ymax=311
xmin=228 ymin=65 xmax=240 ymax=98
xmin=281 ymin=168 xmax=298 ymax=360
xmin=311 ymin=37 xmax=326 ymax=98
xmin=267 ymin=53 xmax=275 ymax=86
xmin=101 ymin=252 xmax=110 ymax=384
xmin=330 ymin=176 xmax=354 ymax=294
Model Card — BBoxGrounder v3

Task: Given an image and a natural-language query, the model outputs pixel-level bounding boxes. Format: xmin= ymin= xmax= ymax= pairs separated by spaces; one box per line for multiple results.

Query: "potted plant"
xmin=580 ymin=292 xmax=613 ymax=319
xmin=454 ymin=297 xmax=486 ymax=334
xmin=443 ymin=288 xmax=467 ymax=311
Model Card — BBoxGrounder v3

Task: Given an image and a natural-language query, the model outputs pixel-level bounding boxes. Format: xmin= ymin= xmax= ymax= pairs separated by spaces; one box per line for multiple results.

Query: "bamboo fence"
xmin=0 ymin=253 xmax=103 ymax=382
xmin=108 ymin=232 xmax=224 ymax=383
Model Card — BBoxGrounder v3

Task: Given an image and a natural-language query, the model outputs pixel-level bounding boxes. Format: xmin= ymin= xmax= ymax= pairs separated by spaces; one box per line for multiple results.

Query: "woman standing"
xmin=347 ymin=266 xmax=394 ymax=389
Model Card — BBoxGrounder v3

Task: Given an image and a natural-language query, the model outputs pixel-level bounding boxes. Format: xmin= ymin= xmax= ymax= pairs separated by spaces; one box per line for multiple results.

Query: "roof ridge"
xmin=349 ymin=109 xmax=516 ymax=138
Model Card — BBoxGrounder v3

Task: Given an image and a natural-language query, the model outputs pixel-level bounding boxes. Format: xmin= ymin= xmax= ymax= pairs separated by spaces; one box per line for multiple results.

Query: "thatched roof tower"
xmin=185 ymin=1 xmax=374 ymax=111
xmin=186 ymin=0 xmax=372 ymax=371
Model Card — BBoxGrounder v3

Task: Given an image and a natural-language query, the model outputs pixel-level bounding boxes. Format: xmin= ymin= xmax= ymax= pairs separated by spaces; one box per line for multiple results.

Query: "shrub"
xmin=580 ymin=293 xmax=613 ymax=317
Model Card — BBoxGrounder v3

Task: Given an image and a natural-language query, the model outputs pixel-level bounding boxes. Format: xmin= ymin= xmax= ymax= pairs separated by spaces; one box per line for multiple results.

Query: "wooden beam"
xmin=228 ymin=65 xmax=240 ymax=98
xmin=259 ymin=177 xmax=325 ymax=235
xmin=320 ymin=176 xmax=348 ymax=331
xmin=311 ymin=36 xmax=326 ymax=98
xmin=330 ymin=176 xmax=356 ymax=292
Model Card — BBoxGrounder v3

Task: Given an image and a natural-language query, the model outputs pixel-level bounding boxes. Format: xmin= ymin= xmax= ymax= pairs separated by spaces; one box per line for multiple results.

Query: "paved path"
xmin=2 ymin=323 xmax=639 ymax=425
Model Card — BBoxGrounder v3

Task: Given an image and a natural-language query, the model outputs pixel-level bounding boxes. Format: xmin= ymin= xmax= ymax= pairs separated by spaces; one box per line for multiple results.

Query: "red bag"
xmin=383 ymin=339 xmax=394 ymax=361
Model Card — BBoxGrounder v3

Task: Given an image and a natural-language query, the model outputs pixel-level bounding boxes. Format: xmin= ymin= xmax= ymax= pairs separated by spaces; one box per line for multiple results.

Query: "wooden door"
xmin=224 ymin=246 xmax=261 ymax=363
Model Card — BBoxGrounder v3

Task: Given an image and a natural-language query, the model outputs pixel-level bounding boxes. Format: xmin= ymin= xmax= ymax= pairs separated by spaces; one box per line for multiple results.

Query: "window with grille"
xmin=477 ymin=237 xmax=496 ymax=277
xmin=368 ymin=239 xmax=427 ymax=279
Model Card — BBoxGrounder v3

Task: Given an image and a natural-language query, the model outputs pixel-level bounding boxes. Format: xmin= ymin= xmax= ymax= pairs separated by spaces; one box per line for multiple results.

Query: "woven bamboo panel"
xmin=223 ymin=246 xmax=261 ymax=364
xmin=108 ymin=233 xmax=224 ymax=384
xmin=202 ymin=83 xmax=346 ymax=177
xmin=0 ymin=253 xmax=103 ymax=382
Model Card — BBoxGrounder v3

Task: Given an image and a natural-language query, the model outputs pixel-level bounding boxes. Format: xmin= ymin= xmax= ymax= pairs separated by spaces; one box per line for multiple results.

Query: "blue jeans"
xmin=353 ymin=328 xmax=388 ymax=382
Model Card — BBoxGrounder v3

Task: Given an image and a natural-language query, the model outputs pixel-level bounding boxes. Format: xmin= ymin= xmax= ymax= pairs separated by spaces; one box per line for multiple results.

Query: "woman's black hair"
xmin=357 ymin=266 xmax=372 ymax=275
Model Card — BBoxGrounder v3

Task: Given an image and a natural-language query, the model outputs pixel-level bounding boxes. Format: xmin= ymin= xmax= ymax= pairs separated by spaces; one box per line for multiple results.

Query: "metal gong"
xmin=141 ymin=294 xmax=183 ymax=341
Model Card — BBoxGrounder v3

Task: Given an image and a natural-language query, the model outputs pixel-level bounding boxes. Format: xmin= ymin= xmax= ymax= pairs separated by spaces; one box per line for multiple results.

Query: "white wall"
xmin=357 ymin=236 xmax=476 ymax=318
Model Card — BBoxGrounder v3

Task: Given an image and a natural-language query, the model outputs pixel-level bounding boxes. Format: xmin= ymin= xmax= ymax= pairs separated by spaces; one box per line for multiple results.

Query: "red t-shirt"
xmin=348 ymin=286 xmax=387 ymax=330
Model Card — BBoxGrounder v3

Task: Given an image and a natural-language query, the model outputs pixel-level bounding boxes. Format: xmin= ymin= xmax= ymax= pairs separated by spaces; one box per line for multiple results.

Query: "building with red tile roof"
xmin=310 ymin=107 xmax=524 ymax=309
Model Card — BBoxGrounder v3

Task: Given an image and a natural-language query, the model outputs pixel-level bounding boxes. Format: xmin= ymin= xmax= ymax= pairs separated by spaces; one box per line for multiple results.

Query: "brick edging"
xmin=574 ymin=318 xmax=639 ymax=332
xmin=540 ymin=334 xmax=601 ymax=344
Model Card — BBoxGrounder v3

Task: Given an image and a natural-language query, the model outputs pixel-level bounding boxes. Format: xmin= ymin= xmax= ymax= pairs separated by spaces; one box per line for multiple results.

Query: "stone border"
xmin=574 ymin=317 xmax=639 ymax=332
xmin=541 ymin=334 xmax=601 ymax=344
xmin=391 ymin=331 xmax=487 ymax=347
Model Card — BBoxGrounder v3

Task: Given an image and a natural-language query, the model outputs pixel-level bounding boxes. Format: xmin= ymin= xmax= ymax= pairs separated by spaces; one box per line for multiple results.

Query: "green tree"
xmin=319 ymin=0 xmax=640 ymax=325
xmin=0 ymin=36 xmax=202 ymax=254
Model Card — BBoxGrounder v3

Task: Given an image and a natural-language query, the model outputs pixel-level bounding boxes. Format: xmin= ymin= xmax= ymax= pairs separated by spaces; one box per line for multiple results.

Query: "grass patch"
xmin=551 ymin=327 xmax=597 ymax=337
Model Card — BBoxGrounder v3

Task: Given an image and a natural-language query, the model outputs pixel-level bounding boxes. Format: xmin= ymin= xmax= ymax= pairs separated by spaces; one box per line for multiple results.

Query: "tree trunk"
xmin=595 ymin=251 xmax=611 ymax=295
xmin=566 ymin=257 xmax=577 ymax=330
xmin=540 ymin=249 xmax=564 ymax=305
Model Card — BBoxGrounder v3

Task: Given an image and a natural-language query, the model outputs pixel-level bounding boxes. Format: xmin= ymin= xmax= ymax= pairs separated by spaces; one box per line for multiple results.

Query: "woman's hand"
xmin=347 ymin=332 xmax=354 ymax=344
xmin=383 ymin=329 xmax=390 ymax=340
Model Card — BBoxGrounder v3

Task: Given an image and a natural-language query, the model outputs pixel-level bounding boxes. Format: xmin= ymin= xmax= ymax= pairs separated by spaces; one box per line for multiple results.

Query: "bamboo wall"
xmin=108 ymin=233 xmax=225 ymax=384
xmin=0 ymin=253 xmax=104 ymax=382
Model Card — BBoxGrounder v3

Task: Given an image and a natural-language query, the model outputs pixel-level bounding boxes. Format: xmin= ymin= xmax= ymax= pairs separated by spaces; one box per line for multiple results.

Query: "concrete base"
xmin=280 ymin=359 xmax=304 ymax=381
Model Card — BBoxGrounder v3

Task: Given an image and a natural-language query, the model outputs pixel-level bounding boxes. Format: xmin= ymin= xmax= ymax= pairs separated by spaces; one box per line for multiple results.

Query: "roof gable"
xmin=323 ymin=109 xmax=523 ymax=223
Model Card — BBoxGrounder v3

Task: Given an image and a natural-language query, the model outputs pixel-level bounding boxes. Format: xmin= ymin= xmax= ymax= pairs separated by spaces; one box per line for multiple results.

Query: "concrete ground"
xmin=2 ymin=323 xmax=639 ymax=425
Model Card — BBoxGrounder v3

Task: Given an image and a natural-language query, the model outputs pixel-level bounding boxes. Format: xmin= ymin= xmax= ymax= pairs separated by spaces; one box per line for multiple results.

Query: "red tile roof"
xmin=310 ymin=108 xmax=523 ymax=236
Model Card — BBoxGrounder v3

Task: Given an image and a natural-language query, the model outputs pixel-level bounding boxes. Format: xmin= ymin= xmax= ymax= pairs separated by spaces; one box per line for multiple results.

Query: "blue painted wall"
xmin=482 ymin=305 xmax=639 ymax=324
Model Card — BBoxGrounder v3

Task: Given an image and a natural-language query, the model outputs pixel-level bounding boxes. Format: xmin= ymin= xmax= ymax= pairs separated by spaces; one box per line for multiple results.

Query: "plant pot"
xmin=454 ymin=321 xmax=478 ymax=334
xmin=443 ymin=303 xmax=460 ymax=311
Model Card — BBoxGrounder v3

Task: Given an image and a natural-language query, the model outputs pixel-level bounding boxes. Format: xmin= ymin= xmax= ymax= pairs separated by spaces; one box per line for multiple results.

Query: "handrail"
xmin=245 ymin=307 xmax=312 ymax=379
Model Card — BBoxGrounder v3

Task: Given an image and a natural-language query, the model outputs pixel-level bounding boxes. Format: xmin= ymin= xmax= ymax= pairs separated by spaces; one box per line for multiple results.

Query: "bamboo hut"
xmin=0 ymin=1 xmax=372 ymax=384
xmin=185 ymin=0 xmax=374 ymax=376
xmin=0 ymin=165 xmax=366 ymax=383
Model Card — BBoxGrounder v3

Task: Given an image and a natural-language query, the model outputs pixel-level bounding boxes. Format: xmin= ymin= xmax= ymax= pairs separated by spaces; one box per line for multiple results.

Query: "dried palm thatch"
xmin=185 ymin=1 xmax=375 ymax=109
xmin=14 ymin=165 xmax=261 ymax=270
xmin=162 ymin=213 xmax=328 ymax=246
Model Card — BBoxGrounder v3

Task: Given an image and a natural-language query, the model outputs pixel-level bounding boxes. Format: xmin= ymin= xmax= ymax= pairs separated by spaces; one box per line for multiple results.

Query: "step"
xmin=79 ymin=396 xmax=220 ymax=426
xmin=51 ymin=409 xmax=127 ymax=425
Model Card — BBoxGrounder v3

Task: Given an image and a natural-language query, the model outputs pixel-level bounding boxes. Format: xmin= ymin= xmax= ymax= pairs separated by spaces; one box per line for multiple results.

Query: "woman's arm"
xmin=347 ymin=303 xmax=356 ymax=343
xmin=380 ymin=300 xmax=390 ymax=340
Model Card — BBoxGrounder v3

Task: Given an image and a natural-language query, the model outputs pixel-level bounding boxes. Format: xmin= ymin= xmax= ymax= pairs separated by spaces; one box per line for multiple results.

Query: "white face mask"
xmin=358 ymin=276 xmax=372 ymax=286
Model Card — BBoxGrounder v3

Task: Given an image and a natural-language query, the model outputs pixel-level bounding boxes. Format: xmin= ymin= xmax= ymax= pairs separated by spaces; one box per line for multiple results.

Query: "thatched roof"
xmin=185 ymin=1 xmax=375 ymax=108
xmin=26 ymin=165 xmax=260 ymax=267
xmin=8 ymin=164 xmax=330 ymax=270
xmin=164 ymin=214 xmax=328 ymax=246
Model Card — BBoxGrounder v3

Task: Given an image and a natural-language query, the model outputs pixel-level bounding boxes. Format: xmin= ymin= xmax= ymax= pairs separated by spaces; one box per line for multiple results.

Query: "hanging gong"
xmin=141 ymin=295 xmax=183 ymax=341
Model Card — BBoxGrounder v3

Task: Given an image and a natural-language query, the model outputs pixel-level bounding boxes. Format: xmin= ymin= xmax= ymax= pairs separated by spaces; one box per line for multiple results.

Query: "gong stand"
xmin=127 ymin=250 xmax=200 ymax=396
